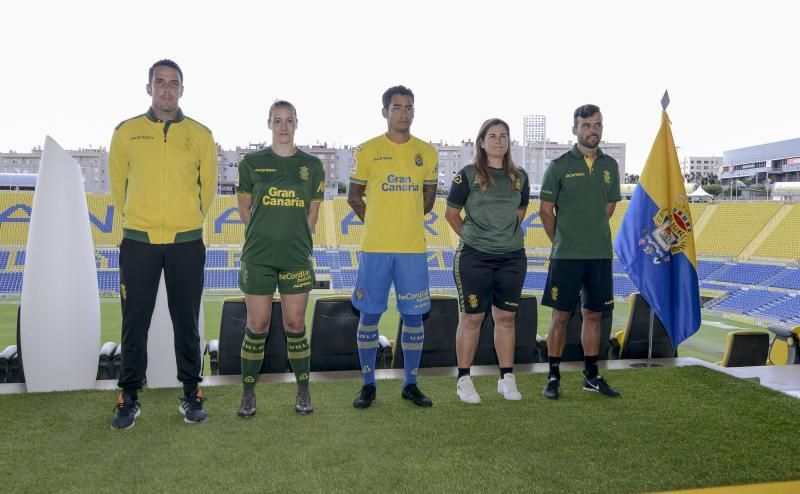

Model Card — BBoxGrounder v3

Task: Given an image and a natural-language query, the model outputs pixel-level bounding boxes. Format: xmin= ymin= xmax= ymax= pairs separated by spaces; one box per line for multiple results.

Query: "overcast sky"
xmin=2 ymin=0 xmax=797 ymax=173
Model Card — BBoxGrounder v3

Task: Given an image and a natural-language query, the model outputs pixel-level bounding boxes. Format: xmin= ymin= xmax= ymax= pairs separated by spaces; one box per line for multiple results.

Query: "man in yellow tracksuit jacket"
xmin=108 ymin=59 xmax=217 ymax=429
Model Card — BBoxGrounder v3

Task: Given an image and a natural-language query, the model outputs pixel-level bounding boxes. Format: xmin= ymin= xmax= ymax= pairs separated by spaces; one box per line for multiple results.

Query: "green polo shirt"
xmin=540 ymin=145 xmax=621 ymax=259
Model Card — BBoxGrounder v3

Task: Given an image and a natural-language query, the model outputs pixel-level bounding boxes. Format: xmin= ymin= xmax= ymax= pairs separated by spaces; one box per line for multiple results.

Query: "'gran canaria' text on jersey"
xmin=381 ymin=174 xmax=419 ymax=192
xmin=262 ymin=187 xmax=305 ymax=207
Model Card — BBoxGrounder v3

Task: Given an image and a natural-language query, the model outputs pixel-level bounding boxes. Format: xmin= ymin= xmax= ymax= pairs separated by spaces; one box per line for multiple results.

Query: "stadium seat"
xmin=217 ymin=297 xmax=289 ymax=375
xmin=13 ymin=305 xmax=25 ymax=382
xmin=556 ymin=301 xmax=612 ymax=362
xmin=767 ymin=325 xmax=800 ymax=365
xmin=208 ymin=340 xmax=219 ymax=375
xmin=610 ymin=293 xmax=677 ymax=360
xmin=97 ymin=342 xmax=117 ymax=380
xmin=715 ymin=331 xmax=770 ymax=367
xmin=473 ymin=295 xmax=543 ymax=365
xmin=393 ymin=295 xmax=459 ymax=368
xmin=309 ymin=295 xmax=361 ymax=372
xmin=111 ymin=343 xmax=123 ymax=380
xmin=0 ymin=344 xmax=16 ymax=383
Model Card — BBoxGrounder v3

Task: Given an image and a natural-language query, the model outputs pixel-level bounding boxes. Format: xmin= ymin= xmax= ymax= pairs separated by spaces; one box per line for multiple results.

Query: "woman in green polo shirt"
xmin=444 ymin=118 xmax=530 ymax=404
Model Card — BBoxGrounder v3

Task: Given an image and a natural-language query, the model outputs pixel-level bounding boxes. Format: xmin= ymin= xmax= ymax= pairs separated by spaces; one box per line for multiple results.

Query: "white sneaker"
xmin=457 ymin=375 xmax=481 ymax=404
xmin=497 ymin=373 xmax=523 ymax=401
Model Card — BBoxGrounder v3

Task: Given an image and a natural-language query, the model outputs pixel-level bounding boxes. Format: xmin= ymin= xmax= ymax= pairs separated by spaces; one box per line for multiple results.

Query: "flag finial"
xmin=661 ymin=90 xmax=670 ymax=111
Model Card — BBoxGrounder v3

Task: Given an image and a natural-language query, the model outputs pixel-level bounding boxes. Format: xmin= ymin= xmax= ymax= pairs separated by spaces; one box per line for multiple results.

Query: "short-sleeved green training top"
xmin=539 ymin=145 xmax=621 ymax=259
xmin=236 ymin=147 xmax=325 ymax=268
xmin=446 ymin=164 xmax=530 ymax=254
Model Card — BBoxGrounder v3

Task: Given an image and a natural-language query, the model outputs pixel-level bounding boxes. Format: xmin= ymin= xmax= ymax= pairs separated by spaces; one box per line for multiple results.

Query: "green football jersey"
xmin=236 ymin=147 xmax=325 ymax=268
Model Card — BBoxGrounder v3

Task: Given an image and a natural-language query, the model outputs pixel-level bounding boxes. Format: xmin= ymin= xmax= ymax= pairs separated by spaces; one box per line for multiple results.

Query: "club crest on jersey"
xmin=184 ymin=136 xmax=192 ymax=150
xmin=453 ymin=174 xmax=462 ymax=184
xmin=514 ymin=178 xmax=522 ymax=190
xmin=551 ymin=287 xmax=559 ymax=301
xmin=357 ymin=288 xmax=364 ymax=301
xmin=603 ymin=170 xmax=611 ymax=184
xmin=414 ymin=153 xmax=424 ymax=167
xmin=300 ymin=166 xmax=309 ymax=181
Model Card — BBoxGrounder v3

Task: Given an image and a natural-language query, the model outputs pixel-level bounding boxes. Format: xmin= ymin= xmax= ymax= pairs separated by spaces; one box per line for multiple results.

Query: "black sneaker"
xmin=353 ymin=384 xmax=376 ymax=409
xmin=237 ymin=388 xmax=256 ymax=418
xmin=583 ymin=373 xmax=621 ymax=397
xmin=180 ymin=388 xmax=208 ymax=423
xmin=111 ymin=393 xmax=141 ymax=430
xmin=542 ymin=377 xmax=560 ymax=400
xmin=295 ymin=383 xmax=313 ymax=415
xmin=401 ymin=383 xmax=433 ymax=407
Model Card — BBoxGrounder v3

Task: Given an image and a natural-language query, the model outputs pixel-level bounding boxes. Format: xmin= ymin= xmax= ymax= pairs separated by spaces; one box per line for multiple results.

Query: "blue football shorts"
xmin=351 ymin=252 xmax=430 ymax=315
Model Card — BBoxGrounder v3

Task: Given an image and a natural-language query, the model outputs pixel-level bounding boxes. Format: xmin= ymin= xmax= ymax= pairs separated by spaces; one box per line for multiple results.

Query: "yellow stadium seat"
xmin=695 ymin=202 xmax=781 ymax=257
xmin=753 ymin=204 xmax=800 ymax=260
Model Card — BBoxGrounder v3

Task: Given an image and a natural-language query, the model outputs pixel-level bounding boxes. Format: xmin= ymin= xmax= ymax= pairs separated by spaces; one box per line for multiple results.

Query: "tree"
xmin=702 ymin=184 xmax=722 ymax=196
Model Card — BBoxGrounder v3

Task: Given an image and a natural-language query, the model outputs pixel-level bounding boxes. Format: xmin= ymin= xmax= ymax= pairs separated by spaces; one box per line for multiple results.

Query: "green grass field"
xmin=0 ymin=294 xmax=764 ymax=365
xmin=0 ymin=366 xmax=798 ymax=492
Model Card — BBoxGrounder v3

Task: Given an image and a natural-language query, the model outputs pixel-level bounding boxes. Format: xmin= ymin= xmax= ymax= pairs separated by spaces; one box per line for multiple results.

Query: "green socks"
xmin=287 ymin=329 xmax=311 ymax=385
xmin=240 ymin=327 xmax=266 ymax=389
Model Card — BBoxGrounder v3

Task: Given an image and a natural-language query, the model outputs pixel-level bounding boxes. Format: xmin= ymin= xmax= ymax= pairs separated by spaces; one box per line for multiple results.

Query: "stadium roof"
xmin=0 ymin=172 xmax=37 ymax=187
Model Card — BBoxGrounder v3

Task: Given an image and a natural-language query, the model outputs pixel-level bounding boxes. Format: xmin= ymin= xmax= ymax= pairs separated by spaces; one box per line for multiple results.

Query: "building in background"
xmin=722 ymin=138 xmax=800 ymax=187
xmin=1 ymin=133 xmax=627 ymax=196
xmin=523 ymin=114 xmax=546 ymax=145
xmin=0 ymin=147 xmax=108 ymax=193
xmin=682 ymin=156 xmax=722 ymax=180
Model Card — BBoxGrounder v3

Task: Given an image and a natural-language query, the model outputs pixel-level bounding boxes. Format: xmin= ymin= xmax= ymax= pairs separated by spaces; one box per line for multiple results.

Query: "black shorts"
xmin=453 ymin=244 xmax=526 ymax=314
xmin=541 ymin=259 xmax=614 ymax=313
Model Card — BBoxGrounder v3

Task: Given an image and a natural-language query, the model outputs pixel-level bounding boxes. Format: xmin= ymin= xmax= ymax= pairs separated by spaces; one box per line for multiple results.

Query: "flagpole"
xmin=646 ymin=305 xmax=655 ymax=367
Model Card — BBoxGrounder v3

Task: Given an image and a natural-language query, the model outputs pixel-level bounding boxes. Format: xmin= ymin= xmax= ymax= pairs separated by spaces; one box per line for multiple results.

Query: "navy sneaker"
xmin=111 ymin=393 xmax=141 ymax=430
xmin=179 ymin=388 xmax=208 ymax=423
xmin=542 ymin=377 xmax=560 ymax=400
xmin=583 ymin=373 xmax=621 ymax=397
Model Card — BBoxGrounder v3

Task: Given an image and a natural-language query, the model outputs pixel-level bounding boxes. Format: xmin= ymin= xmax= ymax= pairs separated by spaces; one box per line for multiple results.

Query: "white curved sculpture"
xmin=145 ymin=272 xmax=205 ymax=389
xmin=20 ymin=136 xmax=101 ymax=392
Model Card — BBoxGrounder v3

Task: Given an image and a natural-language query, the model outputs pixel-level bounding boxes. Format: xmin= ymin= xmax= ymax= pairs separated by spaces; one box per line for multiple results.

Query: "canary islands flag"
xmin=614 ymin=108 xmax=700 ymax=346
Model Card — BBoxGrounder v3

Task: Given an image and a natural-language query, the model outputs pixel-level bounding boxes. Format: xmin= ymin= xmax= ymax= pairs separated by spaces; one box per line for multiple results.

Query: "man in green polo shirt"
xmin=539 ymin=104 xmax=621 ymax=400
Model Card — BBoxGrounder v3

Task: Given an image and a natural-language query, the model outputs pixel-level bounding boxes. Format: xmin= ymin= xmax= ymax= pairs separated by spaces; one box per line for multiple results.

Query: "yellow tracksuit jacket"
xmin=109 ymin=108 xmax=217 ymax=244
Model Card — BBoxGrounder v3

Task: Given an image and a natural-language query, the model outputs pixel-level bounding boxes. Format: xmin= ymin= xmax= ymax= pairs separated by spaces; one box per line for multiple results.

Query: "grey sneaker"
xmin=238 ymin=388 xmax=257 ymax=418
xmin=295 ymin=383 xmax=313 ymax=415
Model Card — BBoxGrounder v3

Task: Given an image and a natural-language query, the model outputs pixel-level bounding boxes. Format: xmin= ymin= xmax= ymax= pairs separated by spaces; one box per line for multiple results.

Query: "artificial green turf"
xmin=0 ymin=366 xmax=798 ymax=493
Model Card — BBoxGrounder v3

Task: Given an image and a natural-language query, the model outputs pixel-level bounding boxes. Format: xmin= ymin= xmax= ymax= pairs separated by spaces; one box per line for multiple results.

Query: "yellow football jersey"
xmin=349 ymin=134 xmax=438 ymax=253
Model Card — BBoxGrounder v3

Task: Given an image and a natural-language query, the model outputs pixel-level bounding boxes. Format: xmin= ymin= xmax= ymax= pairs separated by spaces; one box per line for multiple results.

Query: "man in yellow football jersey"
xmin=347 ymin=85 xmax=438 ymax=408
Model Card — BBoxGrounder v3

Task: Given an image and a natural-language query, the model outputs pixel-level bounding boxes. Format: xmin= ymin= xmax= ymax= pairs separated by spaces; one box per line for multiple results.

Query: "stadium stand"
xmin=706 ymin=263 xmax=786 ymax=285
xmin=698 ymin=260 xmax=726 ymax=280
xmin=752 ymin=203 xmax=800 ymax=260
xmin=751 ymin=295 xmax=800 ymax=324
xmin=711 ymin=289 xmax=789 ymax=314
xmin=764 ymin=268 xmax=800 ymax=290
xmin=0 ymin=193 xmax=797 ymax=330
xmin=425 ymin=199 xmax=456 ymax=248
xmin=695 ymin=201 xmax=781 ymax=257
xmin=522 ymin=201 xmax=551 ymax=250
